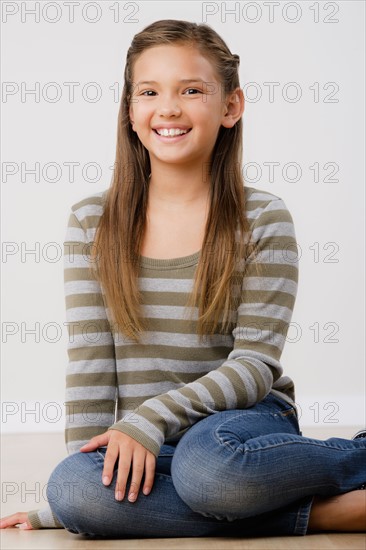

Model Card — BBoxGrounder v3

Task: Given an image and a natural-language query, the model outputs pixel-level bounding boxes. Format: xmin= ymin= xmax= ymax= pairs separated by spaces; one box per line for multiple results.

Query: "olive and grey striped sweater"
xmin=28 ymin=185 xmax=299 ymax=528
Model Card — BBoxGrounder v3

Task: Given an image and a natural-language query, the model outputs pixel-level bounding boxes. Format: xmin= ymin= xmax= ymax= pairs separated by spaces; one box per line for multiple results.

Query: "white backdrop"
xmin=1 ymin=1 xmax=365 ymax=433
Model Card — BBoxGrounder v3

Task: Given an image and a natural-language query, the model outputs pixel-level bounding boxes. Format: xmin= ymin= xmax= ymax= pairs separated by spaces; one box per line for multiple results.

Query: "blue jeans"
xmin=46 ymin=393 xmax=366 ymax=538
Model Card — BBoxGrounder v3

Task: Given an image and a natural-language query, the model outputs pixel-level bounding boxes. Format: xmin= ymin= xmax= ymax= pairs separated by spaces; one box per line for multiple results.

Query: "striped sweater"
xmin=28 ymin=185 xmax=299 ymax=529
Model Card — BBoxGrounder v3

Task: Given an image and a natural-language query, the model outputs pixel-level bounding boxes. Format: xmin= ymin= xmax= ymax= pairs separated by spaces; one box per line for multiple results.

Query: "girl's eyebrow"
xmin=135 ymin=78 xmax=207 ymax=86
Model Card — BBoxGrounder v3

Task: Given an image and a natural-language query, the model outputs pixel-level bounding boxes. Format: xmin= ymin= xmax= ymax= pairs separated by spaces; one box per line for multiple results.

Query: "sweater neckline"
xmin=139 ymin=250 xmax=200 ymax=269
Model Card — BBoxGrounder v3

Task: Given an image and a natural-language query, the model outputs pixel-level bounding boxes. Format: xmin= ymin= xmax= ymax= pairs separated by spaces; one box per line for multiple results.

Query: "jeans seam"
xmin=237 ymin=439 xmax=361 ymax=454
xmin=294 ymin=495 xmax=315 ymax=535
xmin=213 ymin=410 xmax=294 ymax=451
xmin=213 ymin=412 xmax=254 ymax=452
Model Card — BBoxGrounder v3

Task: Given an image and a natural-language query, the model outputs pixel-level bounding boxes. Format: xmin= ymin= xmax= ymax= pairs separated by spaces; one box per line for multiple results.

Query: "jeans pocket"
xmin=269 ymin=393 xmax=297 ymax=416
xmin=272 ymin=396 xmax=301 ymax=435
xmin=281 ymin=407 xmax=296 ymax=417
xmin=267 ymin=393 xmax=302 ymax=434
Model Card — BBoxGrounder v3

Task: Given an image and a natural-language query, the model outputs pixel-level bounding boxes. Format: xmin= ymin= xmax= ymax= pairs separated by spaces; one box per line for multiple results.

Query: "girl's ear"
xmin=221 ymin=87 xmax=244 ymax=129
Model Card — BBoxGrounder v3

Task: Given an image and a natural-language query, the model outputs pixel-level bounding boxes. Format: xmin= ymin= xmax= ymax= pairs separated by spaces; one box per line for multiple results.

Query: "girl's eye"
xmin=184 ymin=88 xmax=201 ymax=95
xmin=140 ymin=88 xmax=202 ymax=96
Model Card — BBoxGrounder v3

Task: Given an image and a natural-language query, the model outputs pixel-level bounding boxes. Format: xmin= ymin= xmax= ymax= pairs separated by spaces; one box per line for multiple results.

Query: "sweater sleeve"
xmin=27 ymin=508 xmax=64 ymax=530
xmin=108 ymin=198 xmax=299 ymax=457
xmin=62 ymin=209 xmax=117 ymax=454
xmin=27 ymin=208 xmax=117 ymax=529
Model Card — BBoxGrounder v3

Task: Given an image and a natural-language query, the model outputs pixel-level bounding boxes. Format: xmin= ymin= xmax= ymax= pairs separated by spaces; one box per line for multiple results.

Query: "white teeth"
xmin=156 ymin=128 xmax=189 ymax=137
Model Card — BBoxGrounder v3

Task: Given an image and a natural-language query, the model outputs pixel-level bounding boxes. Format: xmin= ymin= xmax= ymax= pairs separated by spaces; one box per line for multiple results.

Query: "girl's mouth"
xmin=153 ymin=128 xmax=192 ymax=141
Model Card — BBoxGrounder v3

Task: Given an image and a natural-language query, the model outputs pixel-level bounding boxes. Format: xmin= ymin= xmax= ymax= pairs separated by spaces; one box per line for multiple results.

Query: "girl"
xmin=1 ymin=19 xmax=365 ymax=539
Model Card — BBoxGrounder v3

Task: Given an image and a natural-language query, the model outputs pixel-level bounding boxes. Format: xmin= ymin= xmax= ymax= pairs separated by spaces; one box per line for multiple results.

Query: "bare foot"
xmin=308 ymin=490 xmax=366 ymax=532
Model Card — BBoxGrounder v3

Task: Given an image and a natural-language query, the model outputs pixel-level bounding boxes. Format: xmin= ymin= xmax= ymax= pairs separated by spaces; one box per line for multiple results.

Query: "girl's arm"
xmin=107 ymin=196 xmax=299 ymax=458
xmin=62 ymin=206 xmax=117 ymax=454
xmin=27 ymin=200 xmax=118 ymax=529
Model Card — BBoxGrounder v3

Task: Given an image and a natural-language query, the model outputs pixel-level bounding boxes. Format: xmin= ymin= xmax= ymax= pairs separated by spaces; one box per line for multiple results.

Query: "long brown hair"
xmin=92 ymin=19 xmax=258 ymax=343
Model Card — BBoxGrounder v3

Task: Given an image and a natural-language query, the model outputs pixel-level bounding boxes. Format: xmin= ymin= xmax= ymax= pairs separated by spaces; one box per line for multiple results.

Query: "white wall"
xmin=1 ymin=1 xmax=364 ymax=433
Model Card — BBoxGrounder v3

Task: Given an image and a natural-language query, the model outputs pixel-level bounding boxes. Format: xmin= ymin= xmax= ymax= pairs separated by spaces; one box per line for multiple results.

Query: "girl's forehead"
xmin=132 ymin=44 xmax=217 ymax=79
xmin=137 ymin=42 xmax=199 ymax=57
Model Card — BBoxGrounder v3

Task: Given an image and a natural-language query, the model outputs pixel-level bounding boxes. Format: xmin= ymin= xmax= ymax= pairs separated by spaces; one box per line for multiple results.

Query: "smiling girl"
xmin=1 ymin=19 xmax=365 ymax=539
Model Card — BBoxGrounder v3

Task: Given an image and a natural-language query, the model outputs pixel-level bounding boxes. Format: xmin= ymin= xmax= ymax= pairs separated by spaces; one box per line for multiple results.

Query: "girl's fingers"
xmin=126 ymin=451 xmax=145 ymax=502
xmin=102 ymin=442 xmax=119 ymax=487
xmin=114 ymin=450 xmax=134 ymax=501
xmin=80 ymin=431 xmax=110 ymax=451
xmin=0 ymin=512 xmax=32 ymax=529
xmin=79 ymin=441 xmax=95 ymax=450
xmin=19 ymin=522 xmax=32 ymax=529
xmin=97 ymin=431 xmax=156 ymax=501
xmin=143 ymin=453 xmax=156 ymax=495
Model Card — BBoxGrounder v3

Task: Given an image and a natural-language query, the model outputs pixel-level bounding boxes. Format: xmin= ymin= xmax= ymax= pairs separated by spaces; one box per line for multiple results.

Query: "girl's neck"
xmin=148 ymin=163 xmax=210 ymax=208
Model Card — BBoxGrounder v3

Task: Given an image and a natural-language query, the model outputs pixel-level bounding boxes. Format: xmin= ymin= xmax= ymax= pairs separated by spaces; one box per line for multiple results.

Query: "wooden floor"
xmin=1 ymin=427 xmax=365 ymax=550
xmin=1 ymin=530 xmax=366 ymax=550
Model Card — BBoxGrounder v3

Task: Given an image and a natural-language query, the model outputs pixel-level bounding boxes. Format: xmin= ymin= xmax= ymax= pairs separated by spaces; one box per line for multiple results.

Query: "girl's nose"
xmin=156 ymin=100 xmax=181 ymax=117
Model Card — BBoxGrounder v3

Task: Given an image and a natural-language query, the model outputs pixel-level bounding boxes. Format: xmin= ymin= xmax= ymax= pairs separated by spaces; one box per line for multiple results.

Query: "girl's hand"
xmin=0 ymin=512 xmax=33 ymax=529
xmin=79 ymin=429 xmax=156 ymax=502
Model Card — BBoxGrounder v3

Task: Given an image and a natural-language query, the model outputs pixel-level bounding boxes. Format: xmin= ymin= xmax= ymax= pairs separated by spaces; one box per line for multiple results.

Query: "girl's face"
xmin=129 ymin=44 xmax=236 ymax=170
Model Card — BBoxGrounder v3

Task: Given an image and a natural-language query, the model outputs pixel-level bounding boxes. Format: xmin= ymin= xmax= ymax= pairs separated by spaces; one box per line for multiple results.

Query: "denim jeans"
xmin=46 ymin=393 xmax=366 ymax=539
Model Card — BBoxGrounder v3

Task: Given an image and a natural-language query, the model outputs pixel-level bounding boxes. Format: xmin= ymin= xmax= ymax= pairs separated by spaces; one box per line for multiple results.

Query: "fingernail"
xmin=143 ymin=487 xmax=151 ymax=495
xmin=19 ymin=523 xmax=28 ymax=529
xmin=115 ymin=491 xmax=123 ymax=500
xmin=103 ymin=476 xmax=109 ymax=485
xmin=128 ymin=492 xmax=136 ymax=501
